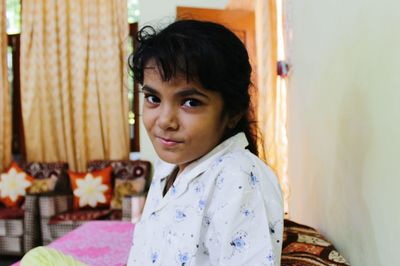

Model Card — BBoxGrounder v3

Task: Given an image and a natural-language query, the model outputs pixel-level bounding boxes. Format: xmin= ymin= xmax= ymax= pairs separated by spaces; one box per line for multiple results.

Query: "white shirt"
xmin=127 ymin=133 xmax=284 ymax=266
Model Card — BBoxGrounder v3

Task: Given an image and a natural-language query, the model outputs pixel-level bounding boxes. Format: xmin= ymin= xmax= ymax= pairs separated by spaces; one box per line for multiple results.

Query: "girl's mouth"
xmin=157 ymin=137 xmax=183 ymax=148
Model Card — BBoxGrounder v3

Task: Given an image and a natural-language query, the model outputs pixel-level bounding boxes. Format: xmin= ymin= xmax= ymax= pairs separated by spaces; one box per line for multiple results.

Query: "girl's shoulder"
xmin=217 ymin=149 xmax=274 ymax=175
xmin=205 ymin=148 xmax=283 ymax=209
xmin=209 ymin=149 xmax=279 ymax=190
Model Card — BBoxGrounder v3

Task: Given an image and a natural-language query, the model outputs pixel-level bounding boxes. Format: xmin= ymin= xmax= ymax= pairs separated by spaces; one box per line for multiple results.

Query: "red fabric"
xmin=49 ymin=209 xmax=113 ymax=224
xmin=0 ymin=207 xmax=24 ymax=219
xmin=283 ymin=242 xmax=325 ymax=255
xmin=49 ymin=209 xmax=122 ymax=224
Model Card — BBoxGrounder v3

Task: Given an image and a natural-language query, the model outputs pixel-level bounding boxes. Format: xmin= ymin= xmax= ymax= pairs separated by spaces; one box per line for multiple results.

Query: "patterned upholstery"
xmin=22 ymin=162 xmax=70 ymax=193
xmin=39 ymin=160 xmax=151 ymax=245
xmin=122 ymin=196 xmax=133 ymax=221
xmin=0 ymin=195 xmax=40 ymax=255
xmin=121 ymin=194 xmax=147 ymax=222
xmin=87 ymin=160 xmax=151 ymax=189
xmin=39 ymin=194 xmax=122 ymax=245
xmin=0 ymin=162 xmax=68 ymax=255
xmin=281 ymin=219 xmax=350 ymax=266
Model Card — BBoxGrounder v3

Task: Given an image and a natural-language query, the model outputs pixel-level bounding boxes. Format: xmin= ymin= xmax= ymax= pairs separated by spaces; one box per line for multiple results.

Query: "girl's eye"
xmin=182 ymin=99 xmax=202 ymax=108
xmin=144 ymin=94 xmax=160 ymax=105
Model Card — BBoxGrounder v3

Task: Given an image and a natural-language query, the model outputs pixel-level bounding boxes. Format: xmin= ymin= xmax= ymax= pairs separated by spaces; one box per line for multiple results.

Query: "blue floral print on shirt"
xmin=127 ymin=133 xmax=283 ymax=266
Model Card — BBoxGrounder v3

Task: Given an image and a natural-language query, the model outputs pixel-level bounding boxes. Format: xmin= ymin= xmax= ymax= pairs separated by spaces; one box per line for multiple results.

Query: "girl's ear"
xmin=227 ymin=113 xmax=244 ymax=129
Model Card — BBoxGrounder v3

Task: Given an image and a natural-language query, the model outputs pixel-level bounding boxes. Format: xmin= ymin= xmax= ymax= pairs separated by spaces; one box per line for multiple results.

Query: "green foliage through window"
xmin=6 ymin=0 xmax=21 ymax=34
xmin=128 ymin=0 xmax=140 ymax=23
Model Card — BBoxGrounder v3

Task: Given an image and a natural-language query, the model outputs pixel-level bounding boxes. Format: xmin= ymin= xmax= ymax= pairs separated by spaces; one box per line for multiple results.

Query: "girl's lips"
xmin=157 ymin=137 xmax=183 ymax=147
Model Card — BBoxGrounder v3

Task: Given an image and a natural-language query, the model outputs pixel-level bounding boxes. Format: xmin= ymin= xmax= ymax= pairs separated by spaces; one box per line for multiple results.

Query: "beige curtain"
xmin=0 ymin=0 xmax=11 ymax=172
xmin=228 ymin=0 xmax=290 ymax=212
xmin=21 ymin=0 xmax=129 ymax=171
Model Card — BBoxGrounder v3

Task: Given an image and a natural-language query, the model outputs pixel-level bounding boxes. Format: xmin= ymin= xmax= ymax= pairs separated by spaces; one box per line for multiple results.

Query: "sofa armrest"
xmin=122 ymin=193 xmax=146 ymax=222
xmin=122 ymin=196 xmax=132 ymax=221
xmin=39 ymin=194 xmax=73 ymax=218
xmin=39 ymin=194 xmax=73 ymax=245
xmin=23 ymin=194 xmax=41 ymax=252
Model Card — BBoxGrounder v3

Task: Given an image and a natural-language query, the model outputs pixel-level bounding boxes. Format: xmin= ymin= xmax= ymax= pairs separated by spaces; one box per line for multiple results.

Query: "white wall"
xmin=288 ymin=0 xmax=400 ymax=265
xmin=136 ymin=0 xmax=228 ymax=163
xmin=139 ymin=0 xmax=229 ymax=27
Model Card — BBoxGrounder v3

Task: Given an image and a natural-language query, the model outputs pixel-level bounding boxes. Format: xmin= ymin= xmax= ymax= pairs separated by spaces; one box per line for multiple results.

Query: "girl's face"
xmin=142 ymin=64 xmax=230 ymax=173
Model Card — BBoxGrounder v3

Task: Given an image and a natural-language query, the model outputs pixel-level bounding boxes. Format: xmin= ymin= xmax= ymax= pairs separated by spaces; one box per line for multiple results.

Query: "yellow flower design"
xmin=28 ymin=175 xmax=58 ymax=194
xmin=73 ymin=174 xmax=108 ymax=207
xmin=111 ymin=181 xmax=135 ymax=209
xmin=0 ymin=168 xmax=32 ymax=201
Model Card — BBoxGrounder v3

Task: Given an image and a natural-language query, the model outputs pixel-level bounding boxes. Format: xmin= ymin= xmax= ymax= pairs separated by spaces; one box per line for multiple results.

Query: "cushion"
xmin=28 ymin=174 xmax=58 ymax=194
xmin=22 ymin=162 xmax=70 ymax=193
xmin=281 ymin=219 xmax=350 ymax=266
xmin=110 ymin=177 xmax=146 ymax=209
xmin=68 ymin=166 xmax=113 ymax=209
xmin=0 ymin=162 xmax=34 ymax=208
xmin=87 ymin=160 xmax=151 ymax=183
xmin=22 ymin=162 xmax=68 ymax=179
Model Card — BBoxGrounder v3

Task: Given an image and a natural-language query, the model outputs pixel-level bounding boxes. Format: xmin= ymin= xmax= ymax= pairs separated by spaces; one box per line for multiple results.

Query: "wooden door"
xmin=176 ymin=6 xmax=258 ymax=109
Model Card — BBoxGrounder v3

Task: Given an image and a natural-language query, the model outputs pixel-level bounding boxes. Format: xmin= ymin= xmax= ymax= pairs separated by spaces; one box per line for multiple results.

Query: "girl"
xmin=127 ymin=20 xmax=284 ymax=266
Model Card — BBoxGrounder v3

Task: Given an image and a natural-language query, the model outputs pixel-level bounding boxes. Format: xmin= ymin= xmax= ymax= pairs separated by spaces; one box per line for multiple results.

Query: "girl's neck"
xmin=163 ymin=167 xmax=180 ymax=197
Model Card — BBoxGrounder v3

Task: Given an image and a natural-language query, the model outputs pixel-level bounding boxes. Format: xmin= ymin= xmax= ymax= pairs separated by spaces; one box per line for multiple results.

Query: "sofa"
xmin=39 ymin=160 xmax=151 ymax=245
xmin=281 ymin=219 xmax=350 ymax=265
xmin=0 ymin=162 xmax=69 ymax=255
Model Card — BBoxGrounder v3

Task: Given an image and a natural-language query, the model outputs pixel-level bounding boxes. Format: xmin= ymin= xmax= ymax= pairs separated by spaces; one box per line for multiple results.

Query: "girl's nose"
xmin=157 ymin=106 xmax=179 ymax=130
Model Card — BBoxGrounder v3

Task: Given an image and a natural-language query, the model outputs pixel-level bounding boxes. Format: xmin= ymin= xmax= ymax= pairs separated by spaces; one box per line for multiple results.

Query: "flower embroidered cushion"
xmin=111 ymin=177 xmax=146 ymax=209
xmin=0 ymin=161 xmax=34 ymax=208
xmin=68 ymin=166 xmax=113 ymax=210
xmin=28 ymin=174 xmax=58 ymax=194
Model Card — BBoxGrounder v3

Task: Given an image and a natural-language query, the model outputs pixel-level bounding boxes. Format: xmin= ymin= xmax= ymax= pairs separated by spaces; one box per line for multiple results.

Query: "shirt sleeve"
xmin=203 ymin=164 xmax=281 ymax=266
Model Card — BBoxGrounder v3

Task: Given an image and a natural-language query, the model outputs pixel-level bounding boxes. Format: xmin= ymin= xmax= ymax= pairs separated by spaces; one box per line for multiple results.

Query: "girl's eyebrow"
xmin=142 ymin=85 xmax=209 ymax=99
xmin=176 ymin=88 xmax=209 ymax=99
xmin=141 ymin=85 xmax=159 ymax=95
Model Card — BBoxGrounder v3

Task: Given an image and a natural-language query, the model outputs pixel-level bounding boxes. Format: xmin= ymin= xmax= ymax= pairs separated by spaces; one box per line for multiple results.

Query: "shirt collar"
xmin=149 ymin=132 xmax=249 ymax=213
xmin=153 ymin=132 xmax=249 ymax=183
xmin=180 ymin=132 xmax=248 ymax=177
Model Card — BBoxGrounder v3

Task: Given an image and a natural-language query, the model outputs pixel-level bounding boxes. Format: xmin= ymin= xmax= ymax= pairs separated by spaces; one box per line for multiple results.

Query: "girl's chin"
xmin=156 ymin=153 xmax=182 ymax=164
xmin=156 ymin=154 xmax=193 ymax=169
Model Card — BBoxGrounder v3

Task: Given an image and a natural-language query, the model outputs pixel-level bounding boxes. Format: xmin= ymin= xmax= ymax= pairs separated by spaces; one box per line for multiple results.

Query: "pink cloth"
xmin=13 ymin=221 xmax=135 ymax=266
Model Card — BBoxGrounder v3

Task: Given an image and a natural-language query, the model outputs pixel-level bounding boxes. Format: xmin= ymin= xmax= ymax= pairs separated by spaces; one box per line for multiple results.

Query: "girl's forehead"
xmin=143 ymin=67 xmax=201 ymax=89
xmin=143 ymin=59 xmax=199 ymax=85
xmin=142 ymin=69 xmax=222 ymax=101
xmin=144 ymin=68 xmax=184 ymax=84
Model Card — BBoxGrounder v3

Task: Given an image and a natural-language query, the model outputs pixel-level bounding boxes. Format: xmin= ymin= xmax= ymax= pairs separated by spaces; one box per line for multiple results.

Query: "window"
xmin=128 ymin=0 xmax=140 ymax=151
xmin=6 ymin=0 xmax=20 ymax=34
xmin=128 ymin=23 xmax=140 ymax=152
xmin=6 ymin=0 xmax=23 ymax=159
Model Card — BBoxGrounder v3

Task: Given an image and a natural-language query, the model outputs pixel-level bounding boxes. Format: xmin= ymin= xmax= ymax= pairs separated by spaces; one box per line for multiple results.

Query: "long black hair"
xmin=129 ymin=19 xmax=259 ymax=155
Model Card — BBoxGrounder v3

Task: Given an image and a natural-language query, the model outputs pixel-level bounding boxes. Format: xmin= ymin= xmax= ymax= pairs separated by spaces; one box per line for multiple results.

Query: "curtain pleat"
xmin=20 ymin=0 xmax=129 ymax=171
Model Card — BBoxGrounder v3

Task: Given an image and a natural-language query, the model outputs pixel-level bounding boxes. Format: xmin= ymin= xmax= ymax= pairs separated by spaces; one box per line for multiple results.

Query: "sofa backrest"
xmin=22 ymin=162 xmax=70 ymax=193
xmin=87 ymin=160 xmax=152 ymax=189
